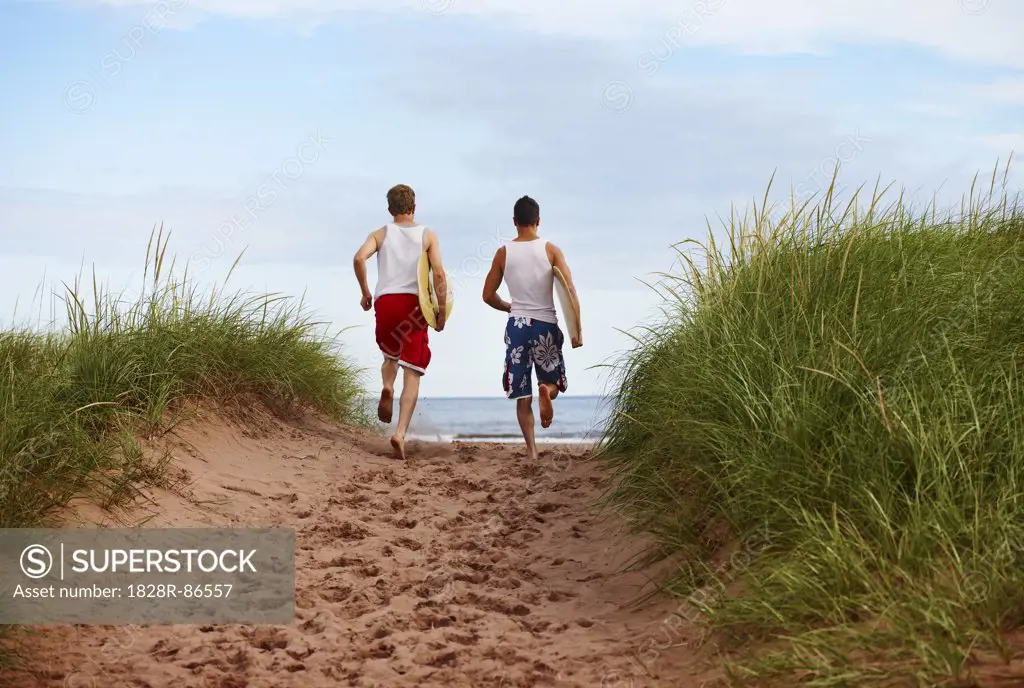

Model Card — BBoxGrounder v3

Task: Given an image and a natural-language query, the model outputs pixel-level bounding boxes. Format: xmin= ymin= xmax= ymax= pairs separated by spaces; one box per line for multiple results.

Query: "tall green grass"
xmin=0 ymin=227 xmax=364 ymax=528
xmin=600 ymin=165 xmax=1024 ymax=685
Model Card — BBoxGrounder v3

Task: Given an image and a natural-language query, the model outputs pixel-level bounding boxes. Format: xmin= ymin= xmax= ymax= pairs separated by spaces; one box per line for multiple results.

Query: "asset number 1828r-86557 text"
xmin=127 ymin=584 xmax=233 ymax=598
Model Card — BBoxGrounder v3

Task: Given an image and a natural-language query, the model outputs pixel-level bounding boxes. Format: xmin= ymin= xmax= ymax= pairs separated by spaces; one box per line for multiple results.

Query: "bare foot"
xmin=539 ymin=386 xmax=554 ymax=428
xmin=378 ymin=388 xmax=394 ymax=424
xmin=390 ymin=435 xmax=406 ymax=460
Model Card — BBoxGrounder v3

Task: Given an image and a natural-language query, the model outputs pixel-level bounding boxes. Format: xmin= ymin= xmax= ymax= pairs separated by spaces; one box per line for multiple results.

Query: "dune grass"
xmin=0 ymin=227 xmax=365 ymax=529
xmin=599 ymin=164 xmax=1024 ymax=685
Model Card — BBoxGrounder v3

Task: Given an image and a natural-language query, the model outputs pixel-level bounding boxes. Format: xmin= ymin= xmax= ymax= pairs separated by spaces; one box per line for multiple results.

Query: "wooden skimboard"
xmin=416 ymin=252 xmax=453 ymax=331
xmin=552 ymin=266 xmax=581 ymax=343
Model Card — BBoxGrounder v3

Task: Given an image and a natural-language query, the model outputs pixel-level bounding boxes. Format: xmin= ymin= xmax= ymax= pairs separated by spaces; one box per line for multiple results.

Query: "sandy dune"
xmin=7 ymin=407 xmax=719 ymax=687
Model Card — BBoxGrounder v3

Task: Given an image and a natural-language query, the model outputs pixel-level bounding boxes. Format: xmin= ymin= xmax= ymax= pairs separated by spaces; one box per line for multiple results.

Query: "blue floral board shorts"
xmin=502 ymin=316 xmax=568 ymax=400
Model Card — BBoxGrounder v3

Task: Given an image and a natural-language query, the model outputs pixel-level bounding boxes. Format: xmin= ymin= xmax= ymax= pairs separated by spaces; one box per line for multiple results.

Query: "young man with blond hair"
xmin=353 ymin=184 xmax=447 ymax=459
xmin=482 ymin=195 xmax=582 ymax=461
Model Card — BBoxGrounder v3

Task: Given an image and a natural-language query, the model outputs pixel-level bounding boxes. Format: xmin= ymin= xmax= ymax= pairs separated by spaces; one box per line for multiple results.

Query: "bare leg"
xmin=390 ymin=366 xmax=421 ymax=460
xmin=539 ymin=383 xmax=558 ymax=429
xmin=516 ymin=396 xmax=538 ymax=461
xmin=378 ymin=358 xmax=399 ymax=423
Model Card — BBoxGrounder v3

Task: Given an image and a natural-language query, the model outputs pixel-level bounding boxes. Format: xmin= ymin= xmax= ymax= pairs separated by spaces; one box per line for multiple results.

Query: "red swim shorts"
xmin=374 ymin=293 xmax=431 ymax=374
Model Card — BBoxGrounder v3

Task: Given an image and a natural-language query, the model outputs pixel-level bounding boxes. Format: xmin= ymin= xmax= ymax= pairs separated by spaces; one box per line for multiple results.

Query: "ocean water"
xmin=364 ymin=395 xmax=613 ymax=443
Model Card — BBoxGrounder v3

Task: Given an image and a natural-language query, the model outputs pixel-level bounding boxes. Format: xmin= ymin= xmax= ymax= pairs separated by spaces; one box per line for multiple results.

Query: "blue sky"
xmin=1 ymin=0 xmax=1022 ymax=396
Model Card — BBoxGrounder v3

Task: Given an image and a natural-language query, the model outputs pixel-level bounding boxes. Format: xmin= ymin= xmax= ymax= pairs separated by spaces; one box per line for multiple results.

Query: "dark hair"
xmin=387 ymin=184 xmax=415 ymax=215
xmin=513 ymin=196 xmax=540 ymax=226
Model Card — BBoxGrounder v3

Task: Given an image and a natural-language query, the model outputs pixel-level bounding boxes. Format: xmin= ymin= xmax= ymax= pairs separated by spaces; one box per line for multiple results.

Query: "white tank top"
xmin=375 ymin=224 xmax=425 ymax=298
xmin=504 ymin=239 xmax=557 ymax=324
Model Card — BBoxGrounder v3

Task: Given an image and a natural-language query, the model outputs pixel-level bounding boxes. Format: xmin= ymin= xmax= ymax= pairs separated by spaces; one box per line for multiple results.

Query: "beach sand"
xmin=6 ymin=406 xmax=718 ymax=687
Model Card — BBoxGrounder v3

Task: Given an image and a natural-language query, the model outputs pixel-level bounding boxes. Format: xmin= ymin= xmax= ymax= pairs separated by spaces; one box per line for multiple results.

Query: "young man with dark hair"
xmin=353 ymin=184 xmax=447 ymax=459
xmin=482 ymin=195 xmax=582 ymax=461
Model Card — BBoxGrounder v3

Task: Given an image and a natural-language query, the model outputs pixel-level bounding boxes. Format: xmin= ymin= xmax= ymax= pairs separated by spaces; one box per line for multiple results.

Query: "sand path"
xmin=8 ymin=408 xmax=718 ymax=687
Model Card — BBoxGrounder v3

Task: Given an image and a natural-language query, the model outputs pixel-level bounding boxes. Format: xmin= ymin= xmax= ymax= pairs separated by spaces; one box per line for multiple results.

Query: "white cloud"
xmin=898 ymin=76 xmax=1024 ymax=123
xmin=84 ymin=0 xmax=1024 ymax=68
xmin=976 ymin=76 xmax=1024 ymax=103
xmin=901 ymin=102 xmax=969 ymax=118
xmin=974 ymin=132 xmax=1024 ymax=155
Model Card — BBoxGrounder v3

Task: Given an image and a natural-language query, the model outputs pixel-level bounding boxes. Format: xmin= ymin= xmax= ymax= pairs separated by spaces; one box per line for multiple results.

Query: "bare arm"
xmin=424 ymin=229 xmax=448 ymax=331
xmin=548 ymin=243 xmax=582 ymax=347
xmin=482 ymin=247 xmax=511 ymax=313
xmin=353 ymin=228 xmax=383 ymax=310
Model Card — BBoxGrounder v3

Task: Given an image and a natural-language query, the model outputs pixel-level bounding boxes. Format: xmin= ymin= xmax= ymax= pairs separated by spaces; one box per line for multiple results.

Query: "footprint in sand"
xmin=393 ymin=536 xmax=423 ymax=551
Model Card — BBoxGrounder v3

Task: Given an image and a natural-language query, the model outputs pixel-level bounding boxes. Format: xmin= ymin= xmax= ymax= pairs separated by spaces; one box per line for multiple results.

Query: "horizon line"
xmin=361 ymin=394 xmax=609 ymax=400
